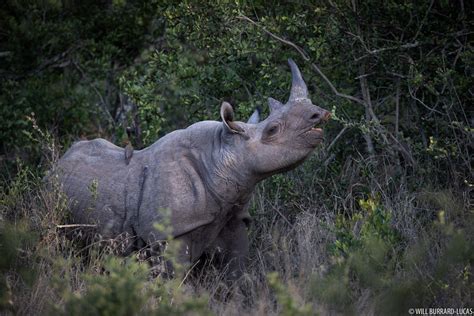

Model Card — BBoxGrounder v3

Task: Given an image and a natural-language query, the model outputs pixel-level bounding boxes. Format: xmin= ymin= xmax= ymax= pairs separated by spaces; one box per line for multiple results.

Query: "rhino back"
xmin=58 ymin=138 xmax=143 ymax=237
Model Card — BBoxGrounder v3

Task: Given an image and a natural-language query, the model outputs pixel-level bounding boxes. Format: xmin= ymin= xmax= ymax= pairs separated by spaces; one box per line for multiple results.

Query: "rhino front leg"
xmin=211 ymin=217 xmax=250 ymax=280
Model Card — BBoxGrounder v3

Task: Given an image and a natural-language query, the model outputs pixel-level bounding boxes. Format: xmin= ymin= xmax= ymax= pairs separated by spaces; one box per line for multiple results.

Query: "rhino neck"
xmin=212 ymin=150 xmax=256 ymax=205
xmin=192 ymin=125 xmax=257 ymax=207
xmin=254 ymin=158 xmax=307 ymax=182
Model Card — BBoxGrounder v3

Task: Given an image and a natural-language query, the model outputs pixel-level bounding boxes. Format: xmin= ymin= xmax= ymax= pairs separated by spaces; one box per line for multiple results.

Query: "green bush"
xmin=61 ymin=257 xmax=149 ymax=316
xmin=330 ymin=195 xmax=402 ymax=257
xmin=59 ymin=257 xmax=210 ymax=316
xmin=267 ymin=272 xmax=312 ymax=316
xmin=312 ymin=196 xmax=473 ymax=314
xmin=0 ymin=221 xmax=38 ymax=312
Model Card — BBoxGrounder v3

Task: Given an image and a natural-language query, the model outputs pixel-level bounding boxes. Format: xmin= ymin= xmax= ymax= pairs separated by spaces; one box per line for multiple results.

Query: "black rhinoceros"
xmin=56 ymin=59 xmax=330 ymax=278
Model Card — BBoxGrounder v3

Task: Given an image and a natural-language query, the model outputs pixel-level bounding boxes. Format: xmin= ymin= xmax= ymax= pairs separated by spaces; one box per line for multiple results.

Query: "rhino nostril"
xmin=324 ymin=111 xmax=331 ymax=121
xmin=310 ymin=113 xmax=320 ymax=120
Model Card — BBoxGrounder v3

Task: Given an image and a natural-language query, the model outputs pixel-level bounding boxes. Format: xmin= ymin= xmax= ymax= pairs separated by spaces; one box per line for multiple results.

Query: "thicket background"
xmin=1 ymin=1 xmax=472 ymax=315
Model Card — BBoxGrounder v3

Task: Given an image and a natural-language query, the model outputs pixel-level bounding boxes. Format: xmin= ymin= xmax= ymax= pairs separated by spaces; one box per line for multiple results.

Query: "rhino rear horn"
xmin=288 ymin=58 xmax=308 ymax=102
xmin=247 ymin=107 xmax=261 ymax=124
xmin=268 ymin=97 xmax=283 ymax=112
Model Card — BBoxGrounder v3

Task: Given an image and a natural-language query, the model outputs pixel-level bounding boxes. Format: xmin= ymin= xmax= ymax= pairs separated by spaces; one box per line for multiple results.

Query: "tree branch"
xmin=354 ymin=41 xmax=419 ymax=62
xmin=238 ymin=14 xmax=366 ymax=106
xmin=326 ymin=126 xmax=348 ymax=153
xmin=238 ymin=14 xmax=309 ymax=60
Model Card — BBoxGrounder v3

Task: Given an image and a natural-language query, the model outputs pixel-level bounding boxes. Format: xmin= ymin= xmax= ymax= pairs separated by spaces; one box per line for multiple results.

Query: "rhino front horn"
xmin=288 ymin=58 xmax=308 ymax=102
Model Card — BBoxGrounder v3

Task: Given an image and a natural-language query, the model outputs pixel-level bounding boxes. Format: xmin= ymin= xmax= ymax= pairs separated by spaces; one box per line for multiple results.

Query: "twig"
xmin=178 ymin=259 xmax=202 ymax=289
xmin=309 ymin=63 xmax=366 ymax=106
xmin=326 ymin=126 xmax=348 ymax=153
xmin=56 ymin=224 xmax=97 ymax=228
xmin=354 ymin=72 xmax=375 ymax=80
xmin=358 ymin=64 xmax=377 ymax=154
xmin=388 ymin=133 xmax=415 ymax=166
xmin=408 ymin=86 xmax=444 ymax=115
xmin=273 ymin=206 xmax=294 ymax=229
xmin=355 ymin=42 xmax=419 ymax=62
xmin=413 ymin=0 xmax=435 ymax=40
xmin=395 ymin=78 xmax=400 ymax=137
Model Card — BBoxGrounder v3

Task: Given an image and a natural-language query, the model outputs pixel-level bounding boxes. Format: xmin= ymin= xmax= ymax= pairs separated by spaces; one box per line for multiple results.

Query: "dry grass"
xmin=1 ymin=148 xmax=471 ymax=315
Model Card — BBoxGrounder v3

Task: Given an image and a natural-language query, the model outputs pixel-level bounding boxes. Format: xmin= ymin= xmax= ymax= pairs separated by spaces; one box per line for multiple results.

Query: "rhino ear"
xmin=220 ymin=102 xmax=246 ymax=134
xmin=247 ymin=107 xmax=261 ymax=124
xmin=268 ymin=97 xmax=283 ymax=113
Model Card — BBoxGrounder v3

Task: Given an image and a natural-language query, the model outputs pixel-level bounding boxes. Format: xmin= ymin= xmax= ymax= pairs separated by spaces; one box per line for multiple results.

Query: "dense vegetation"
xmin=1 ymin=0 xmax=472 ymax=315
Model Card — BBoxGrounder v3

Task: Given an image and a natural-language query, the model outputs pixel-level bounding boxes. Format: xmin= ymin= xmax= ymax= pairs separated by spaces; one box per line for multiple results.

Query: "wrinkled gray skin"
xmin=56 ymin=59 xmax=331 ymax=278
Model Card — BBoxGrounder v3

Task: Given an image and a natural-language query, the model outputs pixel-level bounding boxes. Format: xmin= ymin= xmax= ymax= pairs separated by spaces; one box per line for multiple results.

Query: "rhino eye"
xmin=265 ymin=124 xmax=279 ymax=136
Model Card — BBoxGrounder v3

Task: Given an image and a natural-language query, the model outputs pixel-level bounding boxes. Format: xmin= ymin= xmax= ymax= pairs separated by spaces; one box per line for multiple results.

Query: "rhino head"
xmin=220 ymin=59 xmax=331 ymax=180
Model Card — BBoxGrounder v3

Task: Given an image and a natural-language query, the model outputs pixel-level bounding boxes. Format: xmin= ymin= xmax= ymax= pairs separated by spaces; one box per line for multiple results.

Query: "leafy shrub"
xmin=331 ymin=195 xmax=402 ymax=257
xmin=0 ymin=221 xmax=38 ymax=312
xmin=311 ymin=195 xmax=473 ymax=314
xmin=60 ymin=257 xmax=150 ymax=316
xmin=267 ymin=272 xmax=312 ymax=316
xmin=59 ymin=257 xmax=210 ymax=316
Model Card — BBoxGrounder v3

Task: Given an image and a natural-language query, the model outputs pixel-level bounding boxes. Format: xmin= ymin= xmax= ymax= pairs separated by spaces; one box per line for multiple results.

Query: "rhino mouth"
xmin=301 ymin=126 xmax=325 ymax=148
xmin=305 ymin=127 xmax=324 ymax=138
xmin=303 ymin=120 xmax=326 ymax=134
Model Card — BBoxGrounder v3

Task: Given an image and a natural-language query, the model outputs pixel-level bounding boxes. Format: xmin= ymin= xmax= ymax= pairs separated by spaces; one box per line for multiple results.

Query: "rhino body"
xmin=57 ymin=59 xmax=330 ymax=277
